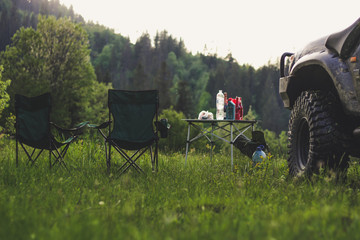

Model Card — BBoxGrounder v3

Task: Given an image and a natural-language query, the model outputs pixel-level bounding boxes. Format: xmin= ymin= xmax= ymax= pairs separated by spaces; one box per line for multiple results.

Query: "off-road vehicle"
xmin=279 ymin=17 xmax=360 ymax=176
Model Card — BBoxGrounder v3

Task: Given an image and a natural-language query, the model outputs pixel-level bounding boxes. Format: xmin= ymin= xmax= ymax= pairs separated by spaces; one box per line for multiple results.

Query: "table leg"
xmin=230 ymin=122 xmax=233 ymax=171
xmin=185 ymin=123 xmax=191 ymax=166
xmin=210 ymin=123 xmax=214 ymax=162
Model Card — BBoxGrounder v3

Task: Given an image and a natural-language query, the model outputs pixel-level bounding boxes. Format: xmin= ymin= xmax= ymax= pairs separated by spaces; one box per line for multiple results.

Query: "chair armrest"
xmin=50 ymin=121 xmax=89 ymax=133
xmin=88 ymin=121 xmax=112 ymax=140
xmin=155 ymin=119 xmax=170 ymax=138
xmin=87 ymin=121 xmax=112 ymax=130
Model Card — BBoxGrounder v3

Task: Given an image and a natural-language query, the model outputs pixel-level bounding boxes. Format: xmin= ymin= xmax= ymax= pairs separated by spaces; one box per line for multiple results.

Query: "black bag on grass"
xmin=233 ymin=131 xmax=268 ymax=159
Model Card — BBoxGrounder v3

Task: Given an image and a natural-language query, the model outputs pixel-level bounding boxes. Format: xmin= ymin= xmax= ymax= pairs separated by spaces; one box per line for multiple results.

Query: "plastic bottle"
xmin=239 ymin=97 xmax=243 ymax=120
xmin=216 ymin=90 xmax=225 ymax=120
xmin=224 ymin=92 xmax=228 ymax=119
xmin=252 ymin=145 xmax=266 ymax=167
xmin=226 ymin=100 xmax=235 ymax=120
xmin=234 ymin=97 xmax=240 ymax=120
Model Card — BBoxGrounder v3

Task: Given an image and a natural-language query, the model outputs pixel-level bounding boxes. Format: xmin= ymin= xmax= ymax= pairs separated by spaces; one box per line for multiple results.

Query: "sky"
xmin=60 ymin=0 xmax=360 ymax=69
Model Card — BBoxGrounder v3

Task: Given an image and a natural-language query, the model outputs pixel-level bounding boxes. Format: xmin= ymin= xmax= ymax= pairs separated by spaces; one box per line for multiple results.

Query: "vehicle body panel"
xmin=279 ymin=18 xmax=360 ymax=116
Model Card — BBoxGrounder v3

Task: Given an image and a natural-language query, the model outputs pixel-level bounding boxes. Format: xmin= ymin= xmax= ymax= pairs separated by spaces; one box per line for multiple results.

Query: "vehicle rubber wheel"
xmin=287 ymin=90 xmax=349 ymax=177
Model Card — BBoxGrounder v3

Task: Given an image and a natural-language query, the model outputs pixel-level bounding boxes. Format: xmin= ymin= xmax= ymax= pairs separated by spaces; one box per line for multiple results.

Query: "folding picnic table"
xmin=183 ymin=119 xmax=257 ymax=171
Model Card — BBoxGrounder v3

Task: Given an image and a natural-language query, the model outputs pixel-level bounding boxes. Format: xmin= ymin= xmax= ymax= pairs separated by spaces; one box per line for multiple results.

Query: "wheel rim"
xmin=296 ymin=117 xmax=310 ymax=170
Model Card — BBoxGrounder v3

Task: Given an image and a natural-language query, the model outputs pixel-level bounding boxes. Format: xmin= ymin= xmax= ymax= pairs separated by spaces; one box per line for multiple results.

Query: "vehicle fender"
xmin=287 ymin=51 xmax=360 ymax=115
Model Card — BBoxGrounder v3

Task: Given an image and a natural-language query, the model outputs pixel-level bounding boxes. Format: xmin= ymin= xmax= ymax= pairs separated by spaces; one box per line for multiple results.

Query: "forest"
xmin=0 ymin=0 xmax=290 ymax=136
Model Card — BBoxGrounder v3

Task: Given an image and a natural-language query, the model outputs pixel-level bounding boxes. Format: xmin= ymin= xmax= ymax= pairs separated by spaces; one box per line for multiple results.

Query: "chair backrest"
xmin=108 ymin=90 xmax=158 ymax=146
xmin=15 ymin=93 xmax=51 ymax=147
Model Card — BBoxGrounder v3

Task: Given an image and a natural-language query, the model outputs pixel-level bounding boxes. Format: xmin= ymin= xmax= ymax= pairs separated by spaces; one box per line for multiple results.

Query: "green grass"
xmin=1 ymin=137 xmax=360 ymax=240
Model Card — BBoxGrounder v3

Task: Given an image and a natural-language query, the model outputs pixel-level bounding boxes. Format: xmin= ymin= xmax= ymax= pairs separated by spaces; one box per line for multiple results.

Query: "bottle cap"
xmin=257 ymin=145 xmax=264 ymax=151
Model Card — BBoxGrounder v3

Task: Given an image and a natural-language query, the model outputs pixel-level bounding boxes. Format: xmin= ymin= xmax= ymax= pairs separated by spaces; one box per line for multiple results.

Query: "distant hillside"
xmin=0 ymin=0 xmax=84 ymax=51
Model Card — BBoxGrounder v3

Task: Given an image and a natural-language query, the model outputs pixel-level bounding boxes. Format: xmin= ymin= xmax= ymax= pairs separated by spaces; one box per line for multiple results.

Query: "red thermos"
xmin=234 ymin=97 xmax=243 ymax=120
xmin=235 ymin=97 xmax=240 ymax=120
xmin=239 ymin=97 xmax=243 ymax=120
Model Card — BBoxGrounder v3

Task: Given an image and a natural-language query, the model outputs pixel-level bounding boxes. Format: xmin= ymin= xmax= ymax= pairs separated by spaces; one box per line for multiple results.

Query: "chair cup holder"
xmin=157 ymin=119 xmax=170 ymax=138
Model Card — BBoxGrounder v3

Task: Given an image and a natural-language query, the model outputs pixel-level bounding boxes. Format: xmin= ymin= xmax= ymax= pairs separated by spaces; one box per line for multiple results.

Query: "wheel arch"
xmin=286 ymin=53 xmax=360 ymax=115
xmin=287 ymin=64 xmax=338 ymax=108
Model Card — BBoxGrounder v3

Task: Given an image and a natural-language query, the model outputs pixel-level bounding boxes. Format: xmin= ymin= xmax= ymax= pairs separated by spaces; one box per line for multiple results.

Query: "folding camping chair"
xmin=90 ymin=90 xmax=162 ymax=175
xmin=15 ymin=93 xmax=88 ymax=170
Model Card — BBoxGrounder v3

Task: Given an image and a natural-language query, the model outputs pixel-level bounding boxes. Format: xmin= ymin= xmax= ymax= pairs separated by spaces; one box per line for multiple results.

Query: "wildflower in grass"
xmin=234 ymin=164 xmax=239 ymax=173
xmin=99 ymin=201 xmax=105 ymax=206
xmin=94 ymin=179 xmax=100 ymax=186
xmin=206 ymin=144 xmax=215 ymax=151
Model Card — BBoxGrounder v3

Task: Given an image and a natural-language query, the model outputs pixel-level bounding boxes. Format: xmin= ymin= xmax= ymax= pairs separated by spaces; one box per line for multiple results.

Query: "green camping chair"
xmin=91 ymin=90 xmax=163 ymax=175
xmin=15 ymin=93 xmax=88 ymax=170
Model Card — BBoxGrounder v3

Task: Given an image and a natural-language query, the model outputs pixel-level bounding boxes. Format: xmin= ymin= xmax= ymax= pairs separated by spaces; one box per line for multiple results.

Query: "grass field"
xmin=1 ymin=137 xmax=360 ymax=240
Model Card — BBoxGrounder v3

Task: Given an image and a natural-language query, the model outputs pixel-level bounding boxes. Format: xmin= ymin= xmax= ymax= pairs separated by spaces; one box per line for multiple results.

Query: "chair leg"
xmin=27 ymin=148 xmax=36 ymax=165
xmin=104 ymin=141 xmax=108 ymax=170
xmin=110 ymin=141 xmax=155 ymax=175
xmin=118 ymin=154 xmax=145 ymax=175
xmin=50 ymin=148 xmax=70 ymax=173
xmin=16 ymin=138 xmax=18 ymax=167
xmin=49 ymin=150 xmax=52 ymax=169
xmin=20 ymin=143 xmax=35 ymax=165
xmin=18 ymin=142 xmax=46 ymax=167
xmin=116 ymin=147 xmax=145 ymax=175
xmin=150 ymin=146 xmax=154 ymax=172
xmin=107 ymin=142 xmax=111 ymax=174
xmin=117 ymin=149 xmax=139 ymax=172
xmin=155 ymin=141 xmax=159 ymax=172
xmin=31 ymin=149 xmax=44 ymax=166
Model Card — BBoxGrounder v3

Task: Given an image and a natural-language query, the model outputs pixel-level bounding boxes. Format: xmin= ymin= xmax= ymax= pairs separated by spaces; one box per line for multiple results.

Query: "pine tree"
xmin=175 ymin=80 xmax=193 ymax=117
xmin=156 ymin=61 xmax=171 ymax=110
xmin=132 ymin=63 xmax=147 ymax=90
